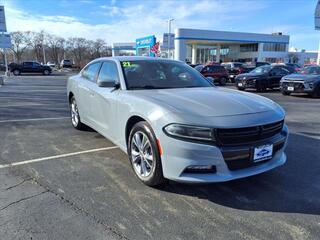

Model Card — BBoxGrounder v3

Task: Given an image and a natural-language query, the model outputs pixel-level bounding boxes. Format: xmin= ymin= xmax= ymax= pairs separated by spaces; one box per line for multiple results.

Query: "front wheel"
xmin=310 ymin=87 xmax=320 ymax=98
xmin=70 ymin=96 xmax=86 ymax=130
xmin=128 ymin=121 xmax=167 ymax=187
xmin=281 ymin=90 xmax=290 ymax=96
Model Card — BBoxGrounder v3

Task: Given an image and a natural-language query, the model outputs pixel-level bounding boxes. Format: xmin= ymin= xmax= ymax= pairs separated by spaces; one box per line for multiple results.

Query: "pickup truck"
xmin=9 ymin=62 xmax=52 ymax=76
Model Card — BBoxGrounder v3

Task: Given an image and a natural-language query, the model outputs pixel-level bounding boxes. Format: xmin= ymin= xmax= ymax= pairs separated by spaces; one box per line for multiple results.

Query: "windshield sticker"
xmin=122 ymin=62 xmax=132 ymax=67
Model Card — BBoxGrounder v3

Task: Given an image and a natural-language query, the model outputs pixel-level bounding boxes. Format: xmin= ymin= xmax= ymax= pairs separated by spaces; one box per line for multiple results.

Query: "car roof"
xmin=93 ymin=56 xmax=183 ymax=63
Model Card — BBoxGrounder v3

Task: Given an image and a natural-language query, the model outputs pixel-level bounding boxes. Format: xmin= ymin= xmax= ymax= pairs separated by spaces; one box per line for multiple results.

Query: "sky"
xmin=1 ymin=0 xmax=318 ymax=51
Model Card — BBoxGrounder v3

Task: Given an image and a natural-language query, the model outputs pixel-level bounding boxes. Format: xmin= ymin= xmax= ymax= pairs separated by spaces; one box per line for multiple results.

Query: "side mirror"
xmin=98 ymin=80 xmax=120 ymax=89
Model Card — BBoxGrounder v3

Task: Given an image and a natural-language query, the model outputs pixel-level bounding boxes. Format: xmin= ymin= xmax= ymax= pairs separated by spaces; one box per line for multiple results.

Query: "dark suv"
xmin=200 ymin=65 xmax=229 ymax=85
xmin=221 ymin=62 xmax=254 ymax=82
xmin=9 ymin=61 xmax=52 ymax=76
xmin=280 ymin=65 xmax=320 ymax=98
xmin=235 ymin=65 xmax=295 ymax=92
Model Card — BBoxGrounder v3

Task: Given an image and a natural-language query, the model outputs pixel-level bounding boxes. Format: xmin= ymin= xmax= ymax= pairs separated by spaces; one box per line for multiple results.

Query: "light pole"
xmin=167 ymin=18 xmax=174 ymax=59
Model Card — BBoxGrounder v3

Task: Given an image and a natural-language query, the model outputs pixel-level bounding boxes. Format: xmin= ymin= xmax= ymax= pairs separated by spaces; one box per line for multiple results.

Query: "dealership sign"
xmin=0 ymin=6 xmax=6 ymax=32
xmin=0 ymin=34 xmax=11 ymax=48
xmin=315 ymin=0 xmax=320 ymax=30
xmin=136 ymin=35 xmax=156 ymax=57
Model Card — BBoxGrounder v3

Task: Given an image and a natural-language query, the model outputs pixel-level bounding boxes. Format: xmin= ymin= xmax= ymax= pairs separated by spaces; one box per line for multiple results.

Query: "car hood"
xmin=282 ymin=73 xmax=319 ymax=82
xmin=236 ymin=72 xmax=265 ymax=79
xmin=132 ymin=87 xmax=280 ymax=117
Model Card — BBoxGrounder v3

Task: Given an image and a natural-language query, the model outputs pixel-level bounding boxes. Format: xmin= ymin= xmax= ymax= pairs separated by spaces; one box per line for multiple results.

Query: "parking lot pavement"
xmin=0 ymin=75 xmax=320 ymax=240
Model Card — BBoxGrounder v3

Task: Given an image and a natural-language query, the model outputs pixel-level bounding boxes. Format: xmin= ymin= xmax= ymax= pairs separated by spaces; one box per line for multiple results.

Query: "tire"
xmin=128 ymin=121 xmax=167 ymax=187
xmin=13 ymin=69 xmax=20 ymax=76
xmin=256 ymin=85 xmax=266 ymax=92
xmin=310 ymin=87 xmax=320 ymax=98
xmin=237 ymin=87 xmax=245 ymax=91
xmin=43 ymin=69 xmax=50 ymax=75
xmin=281 ymin=90 xmax=290 ymax=96
xmin=70 ymin=96 xmax=86 ymax=130
xmin=219 ymin=77 xmax=227 ymax=86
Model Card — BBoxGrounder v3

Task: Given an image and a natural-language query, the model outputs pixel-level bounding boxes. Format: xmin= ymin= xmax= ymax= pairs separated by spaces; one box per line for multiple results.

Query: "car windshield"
xmin=121 ymin=60 xmax=213 ymax=90
xmin=300 ymin=66 xmax=320 ymax=75
xmin=250 ymin=66 xmax=271 ymax=74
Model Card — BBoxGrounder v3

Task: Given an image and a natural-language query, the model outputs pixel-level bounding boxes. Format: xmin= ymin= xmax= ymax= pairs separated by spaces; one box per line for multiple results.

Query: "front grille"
xmin=216 ymin=120 xmax=284 ymax=146
xmin=222 ymin=140 xmax=285 ymax=171
xmin=282 ymin=81 xmax=304 ymax=89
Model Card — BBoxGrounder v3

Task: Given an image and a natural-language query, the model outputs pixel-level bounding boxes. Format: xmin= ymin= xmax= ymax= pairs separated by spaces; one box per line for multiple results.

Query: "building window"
xmin=263 ymin=43 xmax=286 ymax=52
xmin=240 ymin=44 xmax=258 ymax=52
xmin=265 ymin=57 xmax=284 ymax=63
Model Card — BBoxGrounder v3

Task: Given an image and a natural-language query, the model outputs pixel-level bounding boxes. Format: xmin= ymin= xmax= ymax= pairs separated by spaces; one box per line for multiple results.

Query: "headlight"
xmin=163 ymin=124 xmax=215 ymax=142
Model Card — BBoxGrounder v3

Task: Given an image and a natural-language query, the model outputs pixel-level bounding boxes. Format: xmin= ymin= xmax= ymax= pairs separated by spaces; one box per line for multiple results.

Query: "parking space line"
xmin=0 ymin=146 xmax=120 ymax=169
xmin=0 ymin=117 xmax=70 ymax=123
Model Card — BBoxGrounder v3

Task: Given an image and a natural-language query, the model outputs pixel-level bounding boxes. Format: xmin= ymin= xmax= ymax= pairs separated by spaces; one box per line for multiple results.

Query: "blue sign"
xmin=136 ymin=35 xmax=156 ymax=57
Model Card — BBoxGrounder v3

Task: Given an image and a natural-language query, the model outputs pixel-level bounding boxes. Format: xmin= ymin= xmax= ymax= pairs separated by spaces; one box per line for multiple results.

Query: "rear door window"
xmin=82 ymin=62 xmax=101 ymax=82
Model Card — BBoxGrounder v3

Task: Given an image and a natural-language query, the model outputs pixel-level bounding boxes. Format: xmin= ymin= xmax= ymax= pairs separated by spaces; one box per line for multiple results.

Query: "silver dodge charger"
xmin=67 ymin=57 xmax=288 ymax=186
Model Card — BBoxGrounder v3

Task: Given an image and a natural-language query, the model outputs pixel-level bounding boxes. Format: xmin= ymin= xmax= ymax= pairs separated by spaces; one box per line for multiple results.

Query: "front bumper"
xmin=236 ymin=79 xmax=257 ymax=88
xmin=159 ymin=124 xmax=288 ymax=183
xmin=280 ymin=80 xmax=315 ymax=93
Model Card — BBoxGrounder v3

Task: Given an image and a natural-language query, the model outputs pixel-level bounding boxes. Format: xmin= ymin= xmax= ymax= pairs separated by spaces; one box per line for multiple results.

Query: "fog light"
xmin=183 ymin=165 xmax=216 ymax=174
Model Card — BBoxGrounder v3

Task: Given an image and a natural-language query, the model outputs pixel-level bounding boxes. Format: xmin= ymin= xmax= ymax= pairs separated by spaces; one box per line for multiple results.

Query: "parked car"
xmin=200 ymin=64 xmax=229 ymax=85
xmin=280 ymin=65 xmax=320 ymax=98
xmin=60 ymin=59 xmax=73 ymax=68
xmin=285 ymin=63 xmax=301 ymax=72
xmin=256 ymin=62 xmax=270 ymax=67
xmin=194 ymin=64 xmax=204 ymax=72
xmin=9 ymin=61 xmax=52 ymax=76
xmin=235 ymin=65 xmax=295 ymax=92
xmin=67 ymin=56 xmax=288 ymax=186
xmin=221 ymin=62 xmax=254 ymax=82
xmin=47 ymin=62 xmax=56 ymax=68
xmin=189 ymin=63 xmax=201 ymax=68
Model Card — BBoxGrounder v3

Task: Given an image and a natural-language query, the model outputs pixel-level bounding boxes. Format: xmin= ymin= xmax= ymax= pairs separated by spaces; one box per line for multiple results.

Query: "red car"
xmin=200 ymin=64 xmax=229 ymax=85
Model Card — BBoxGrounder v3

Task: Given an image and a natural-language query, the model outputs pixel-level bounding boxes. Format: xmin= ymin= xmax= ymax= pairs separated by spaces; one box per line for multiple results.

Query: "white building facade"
xmin=174 ymin=28 xmax=290 ymax=64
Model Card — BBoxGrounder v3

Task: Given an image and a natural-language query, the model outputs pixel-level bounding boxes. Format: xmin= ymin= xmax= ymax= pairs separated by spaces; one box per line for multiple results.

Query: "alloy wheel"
xmin=71 ymin=99 xmax=79 ymax=127
xmin=130 ymin=131 xmax=154 ymax=178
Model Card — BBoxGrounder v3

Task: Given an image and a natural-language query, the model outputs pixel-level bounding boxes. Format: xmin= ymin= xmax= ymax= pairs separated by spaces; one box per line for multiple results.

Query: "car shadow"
xmin=158 ymin=133 xmax=320 ymax=215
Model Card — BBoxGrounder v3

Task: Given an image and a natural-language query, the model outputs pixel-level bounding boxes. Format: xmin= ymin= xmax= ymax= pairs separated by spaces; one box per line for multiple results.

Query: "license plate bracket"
xmin=253 ymin=144 xmax=273 ymax=162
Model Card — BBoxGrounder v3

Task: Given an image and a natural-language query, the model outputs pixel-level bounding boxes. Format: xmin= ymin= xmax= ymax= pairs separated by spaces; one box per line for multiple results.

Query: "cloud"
xmin=3 ymin=0 xmax=271 ymax=46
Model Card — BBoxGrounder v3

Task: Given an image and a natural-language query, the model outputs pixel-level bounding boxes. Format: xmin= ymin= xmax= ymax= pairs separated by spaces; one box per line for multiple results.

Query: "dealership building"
xmin=112 ymin=28 xmax=316 ymax=65
xmin=174 ymin=28 xmax=289 ymax=64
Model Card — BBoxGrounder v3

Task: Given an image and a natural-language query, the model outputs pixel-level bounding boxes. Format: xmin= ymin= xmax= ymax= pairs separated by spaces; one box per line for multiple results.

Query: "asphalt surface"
xmin=0 ymin=75 xmax=319 ymax=240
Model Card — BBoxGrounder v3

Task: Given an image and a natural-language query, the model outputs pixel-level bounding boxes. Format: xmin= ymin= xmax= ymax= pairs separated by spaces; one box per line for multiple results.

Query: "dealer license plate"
xmin=287 ymin=86 xmax=294 ymax=91
xmin=253 ymin=144 xmax=273 ymax=162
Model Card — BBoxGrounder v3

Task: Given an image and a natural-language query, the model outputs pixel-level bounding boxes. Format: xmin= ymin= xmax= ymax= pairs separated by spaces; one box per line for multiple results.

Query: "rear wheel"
xmin=128 ymin=121 xmax=167 ymax=187
xmin=43 ymin=69 xmax=50 ymax=75
xmin=219 ymin=77 xmax=227 ymax=86
xmin=13 ymin=69 xmax=20 ymax=76
xmin=70 ymin=96 xmax=86 ymax=130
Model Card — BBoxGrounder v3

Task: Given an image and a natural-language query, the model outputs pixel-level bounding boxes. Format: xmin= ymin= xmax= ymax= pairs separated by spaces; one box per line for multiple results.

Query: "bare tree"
xmin=25 ymin=31 xmax=47 ymax=63
xmin=66 ymin=37 xmax=90 ymax=68
xmin=10 ymin=31 xmax=112 ymax=65
xmin=46 ymin=33 xmax=65 ymax=65
xmin=10 ymin=31 xmax=29 ymax=63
